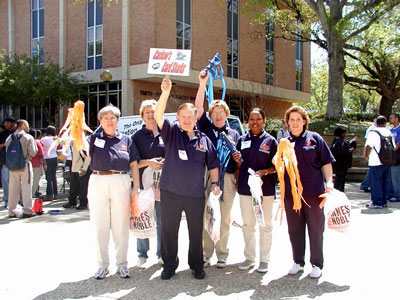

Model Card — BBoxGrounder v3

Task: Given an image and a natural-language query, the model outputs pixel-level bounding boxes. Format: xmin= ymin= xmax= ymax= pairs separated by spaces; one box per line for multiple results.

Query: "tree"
xmin=343 ymin=7 xmax=400 ymax=117
xmin=242 ymin=0 xmax=400 ymax=120
xmin=0 ymin=54 xmax=88 ymax=124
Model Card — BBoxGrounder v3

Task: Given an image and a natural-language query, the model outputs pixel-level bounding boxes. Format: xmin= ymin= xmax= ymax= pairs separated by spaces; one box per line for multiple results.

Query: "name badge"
xmin=241 ymin=140 xmax=251 ymax=149
xmin=94 ymin=138 xmax=105 ymax=148
xmin=178 ymin=150 xmax=188 ymax=160
xmin=159 ymin=137 xmax=164 ymax=145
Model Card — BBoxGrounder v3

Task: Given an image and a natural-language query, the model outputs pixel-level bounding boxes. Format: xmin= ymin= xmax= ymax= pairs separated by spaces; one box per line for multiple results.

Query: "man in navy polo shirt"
xmin=154 ymin=76 xmax=220 ymax=280
xmin=194 ymin=71 xmax=240 ymax=268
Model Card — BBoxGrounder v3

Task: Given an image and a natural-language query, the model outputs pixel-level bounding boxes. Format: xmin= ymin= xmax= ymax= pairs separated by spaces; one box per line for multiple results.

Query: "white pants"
xmin=88 ymin=173 xmax=131 ymax=269
xmin=8 ymin=162 xmax=33 ymax=214
xmin=239 ymin=195 xmax=274 ymax=262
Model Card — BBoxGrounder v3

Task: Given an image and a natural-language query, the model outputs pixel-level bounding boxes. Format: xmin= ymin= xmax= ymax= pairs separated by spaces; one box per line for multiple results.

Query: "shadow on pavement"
xmin=34 ymin=264 xmax=349 ymax=300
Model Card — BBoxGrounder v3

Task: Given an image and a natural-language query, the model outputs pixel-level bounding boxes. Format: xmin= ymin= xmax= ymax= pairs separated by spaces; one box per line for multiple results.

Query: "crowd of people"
xmin=2 ymin=75 xmax=399 ymax=282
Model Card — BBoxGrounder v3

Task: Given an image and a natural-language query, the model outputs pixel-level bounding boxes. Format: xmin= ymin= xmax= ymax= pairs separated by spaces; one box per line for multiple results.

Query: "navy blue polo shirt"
xmin=284 ymin=130 xmax=335 ymax=197
xmin=89 ymin=130 xmax=139 ymax=172
xmin=133 ymin=125 xmax=165 ymax=189
xmin=159 ymin=119 xmax=219 ymax=198
xmin=197 ymin=112 xmax=240 ymax=174
xmin=237 ymin=130 xmax=277 ymax=196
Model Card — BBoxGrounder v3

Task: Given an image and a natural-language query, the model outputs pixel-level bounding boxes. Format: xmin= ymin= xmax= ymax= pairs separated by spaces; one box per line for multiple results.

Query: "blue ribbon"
xmin=204 ymin=53 xmax=226 ymax=107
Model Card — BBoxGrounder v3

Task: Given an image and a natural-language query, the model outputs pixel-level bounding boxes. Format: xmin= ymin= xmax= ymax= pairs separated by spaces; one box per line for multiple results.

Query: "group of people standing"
xmin=88 ymin=74 xmax=335 ymax=281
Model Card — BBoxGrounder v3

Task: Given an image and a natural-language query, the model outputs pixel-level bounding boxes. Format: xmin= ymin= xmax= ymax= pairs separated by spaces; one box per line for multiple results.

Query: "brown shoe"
xmin=22 ymin=212 xmax=37 ymax=218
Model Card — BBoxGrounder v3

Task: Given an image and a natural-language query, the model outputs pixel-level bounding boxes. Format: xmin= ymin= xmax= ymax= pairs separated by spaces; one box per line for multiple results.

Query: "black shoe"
xmin=161 ymin=269 xmax=175 ymax=280
xmin=8 ymin=214 xmax=17 ymax=219
xmin=76 ymin=205 xmax=88 ymax=210
xmin=192 ymin=268 xmax=205 ymax=280
xmin=63 ymin=203 xmax=77 ymax=208
xmin=22 ymin=212 xmax=36 ymax=218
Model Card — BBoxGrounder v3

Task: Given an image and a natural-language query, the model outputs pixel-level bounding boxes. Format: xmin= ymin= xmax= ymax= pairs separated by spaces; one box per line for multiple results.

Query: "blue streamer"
xmin=203 ymin=53 xmax=226 ymax=107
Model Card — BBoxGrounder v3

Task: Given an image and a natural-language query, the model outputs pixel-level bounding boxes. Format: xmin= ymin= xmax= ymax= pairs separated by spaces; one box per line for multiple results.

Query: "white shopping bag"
xmin=204 ymin=191 xmax=222 ymax=242
xmin=248 ymin=168 xmax=265 ymax=227
xmin=130 ymin=187 xmax=157 ymax=239
xmin=324 ymin=189 xmax=351 ymax=233
xmin=142 ymin=166 xmax=161 ymax=201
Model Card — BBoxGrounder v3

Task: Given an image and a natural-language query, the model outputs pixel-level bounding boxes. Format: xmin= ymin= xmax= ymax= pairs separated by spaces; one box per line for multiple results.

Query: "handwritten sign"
xmin=147 ymin=48 xmax=191 ymax=76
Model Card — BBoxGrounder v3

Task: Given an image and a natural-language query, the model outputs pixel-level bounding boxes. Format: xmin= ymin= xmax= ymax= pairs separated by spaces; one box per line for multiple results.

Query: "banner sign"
xmin=147 ymin=48 xmax=191 ymax=76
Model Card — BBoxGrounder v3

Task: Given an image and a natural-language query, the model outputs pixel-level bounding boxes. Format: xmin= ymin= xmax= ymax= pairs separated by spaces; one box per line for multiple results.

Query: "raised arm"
xmin=194 ymin=70 xmax=209 ymax=120
xmin=154 ymin=76 xmax=172 ymax=129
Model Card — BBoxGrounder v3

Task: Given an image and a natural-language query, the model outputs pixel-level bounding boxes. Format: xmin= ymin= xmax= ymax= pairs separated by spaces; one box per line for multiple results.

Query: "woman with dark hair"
xmin=331 ymin=127 xmax=357 ymax=192
xmin=280 ymin=106 xmax=335 ymax=279
xmin=40 ymin=126 xmax=59 ymax=200
xmin=232 ymin=108 xmax=277 ymax=273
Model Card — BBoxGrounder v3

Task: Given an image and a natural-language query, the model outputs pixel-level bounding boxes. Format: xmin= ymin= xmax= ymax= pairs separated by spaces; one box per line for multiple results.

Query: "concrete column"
xmin=59 ymin=0 xmax=66 ymax=68
xmin=121 ymin=0 xmax=133 ymax=116
xmin=8 ymin=0 xmax=15 ymax=58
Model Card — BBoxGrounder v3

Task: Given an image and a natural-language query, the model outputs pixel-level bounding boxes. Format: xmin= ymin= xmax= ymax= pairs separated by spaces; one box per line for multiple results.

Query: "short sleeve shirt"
xmin=197 ymin=112 xmax=240 ymax=174
xmin=159 ymin=119 xmax=219 ymax=198
xmin=236 ymin=130 xmax=277 ymax=196
xmin=89 ymin=130 xmax=139 ymax=172
xmin=366 ymin=127 xmax=394 ymax=166
xmin=41 ymin=136 xmax=58 ymax=159
xmin=390 ymin=125 xmax=400 ymax=145
xmin=285 ymin=130 xmax=335 ymax=196
xmin=31 ymin=140 xmax=44 ymax=168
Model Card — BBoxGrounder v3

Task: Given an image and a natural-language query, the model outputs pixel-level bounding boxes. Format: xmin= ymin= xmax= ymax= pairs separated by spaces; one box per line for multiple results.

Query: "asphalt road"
xmin=0 ymin=174 xmax=399 ymax=300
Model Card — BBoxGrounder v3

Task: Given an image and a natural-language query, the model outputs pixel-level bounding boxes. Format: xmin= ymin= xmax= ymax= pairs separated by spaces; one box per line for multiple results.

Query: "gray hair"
xmin=98 ymin=105 xmax=121 ymax=121
xmin=139 ymin=99 xmax=157 ymax=117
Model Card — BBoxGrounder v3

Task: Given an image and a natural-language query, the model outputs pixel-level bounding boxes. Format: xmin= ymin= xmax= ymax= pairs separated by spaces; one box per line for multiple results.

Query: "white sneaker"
xmin=216 ymin=259 xmax=227 ymax=268
xmin=136 ymin=257 xmax=147 ymax=268
xmin=309 ymin=266 xmax=322 ymax=278
xmin=118 ymin=266 xmax=130 ymax=278
xmin=238 ymin=260 xmax=255 ymax=270
xmin=288 ymin=263 xmax=304 ymax=275
xmin=203 ymin=257 xmax=211 ymax=268
xmin=94 ymin=267 xmax=109 ymax=279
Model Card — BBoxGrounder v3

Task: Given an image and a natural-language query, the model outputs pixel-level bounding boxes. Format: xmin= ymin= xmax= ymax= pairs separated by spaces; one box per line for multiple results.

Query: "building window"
xmin=227 ymin=0 xmax=239 ymax=78
xmin=85 ymin=82 xmax=122 ymax=129
xmin=265 ymin=17 xmax=274 ymax=85
xmin=176 ymin=0 xmax=191 ymax=49
xmin=87 ymin=0 xmax=103 ymax=70
xmin=295 ymin=33 xmax=303 ymax=91
xmin=31 ymin=0 xmax=44 ymax=64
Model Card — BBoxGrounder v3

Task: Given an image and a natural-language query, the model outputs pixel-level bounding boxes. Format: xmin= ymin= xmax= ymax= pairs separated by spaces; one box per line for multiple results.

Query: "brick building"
xmin=0 ymin=0 xmax=310 ymax=129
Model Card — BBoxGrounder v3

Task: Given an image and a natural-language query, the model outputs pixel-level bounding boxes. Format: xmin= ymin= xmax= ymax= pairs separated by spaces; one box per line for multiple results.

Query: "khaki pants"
xmin=88 ymin=173 xmax=131 ymax=269
xmin=31 ymin=167 xmax=42 ymax=197
xmin=8 ymin=162 xmax=33 ymax=215
xmin=203 ymin=173 xmax=237 ymax=260
xmin=239 ymin=194 xmax=274 ymax=263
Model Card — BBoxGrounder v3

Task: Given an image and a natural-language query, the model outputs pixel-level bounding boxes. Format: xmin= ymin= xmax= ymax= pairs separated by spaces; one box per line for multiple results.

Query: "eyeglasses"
xmin=211 ymin=111 xmax=226 ymax=117
xmin=102 ymin=117 xmax=117 ymax=122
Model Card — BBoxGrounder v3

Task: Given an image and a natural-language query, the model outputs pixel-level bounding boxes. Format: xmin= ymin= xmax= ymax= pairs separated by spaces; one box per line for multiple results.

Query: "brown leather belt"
xmin=92 ymin=170 xmax=128 ymax=175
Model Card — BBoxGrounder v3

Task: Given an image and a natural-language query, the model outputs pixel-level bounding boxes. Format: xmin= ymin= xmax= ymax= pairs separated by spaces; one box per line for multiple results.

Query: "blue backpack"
xmin=6 ymin=134 xmax=26 ymax=170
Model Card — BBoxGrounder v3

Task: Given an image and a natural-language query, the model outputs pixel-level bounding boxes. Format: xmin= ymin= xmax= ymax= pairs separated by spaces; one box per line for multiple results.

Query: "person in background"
xmin=132 ymin=99 xmax=165 ymax=267
xmin=331 ymin=127 xmax=357 ymax=192
xmin=277 ymin=120 xmax=290 ymax=142
xmin=281 ymin=106 xmax=335 ymax=279
xmin=154 ymin=76 xmax=220 ymax=280
xmin=40 ymin=126 xmax=59 ymax=200
xmin=360 ymin=113 xmax=380 ymax=192
xmin=194 ymin=71 xmax=239 ymax=268
xmin=6 ymin=120 xmax=38 ymax=218
xmin=0 ymin=117 xmax=17 ymax=208
xmin=29 ymin=129 xmax=46 ymax=198
xmin=389 ymin=113 xmax=400 ymax=202
xmin=88 ymin=105 xmax=139 ymax=279
xmin=232 ymin=108 xmax=277 ymax=273
xmin=364 ymin=115 xmax=394 ymax=209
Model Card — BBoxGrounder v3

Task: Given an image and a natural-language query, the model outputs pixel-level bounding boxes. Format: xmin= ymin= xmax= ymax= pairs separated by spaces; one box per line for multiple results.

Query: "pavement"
xmin=0 ymin=171 xmax=399 ymax=300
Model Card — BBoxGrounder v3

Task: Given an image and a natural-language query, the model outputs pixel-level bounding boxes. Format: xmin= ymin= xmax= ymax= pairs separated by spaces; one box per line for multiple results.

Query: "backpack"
xmin=371 ymin=130 xmax=397 ymax=166
xmin=6 ymin=134 xmax=26 ymax=170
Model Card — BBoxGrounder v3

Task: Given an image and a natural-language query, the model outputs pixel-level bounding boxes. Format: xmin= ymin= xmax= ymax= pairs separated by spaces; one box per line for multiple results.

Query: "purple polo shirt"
xmin=237 ymin=130 xmax=277 ymax=196
xmin=89 ymin=130 xmax=139 ymax=172
xmin=284 ymin=130 xmax=335 ymax=197
xmin=159 ymin=119 xmax=219 ymax=198
xmin=197 ymin=112 xmax=240 ymax=174
xmin=133 ymin=125 xmax=165 ymax=189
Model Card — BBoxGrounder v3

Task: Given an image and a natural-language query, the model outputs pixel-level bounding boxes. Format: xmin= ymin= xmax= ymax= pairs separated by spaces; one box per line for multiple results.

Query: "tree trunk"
xmin=379 ymin=95 xmax=395 ymax=119
xmin=325 ymin=30 xmax=345 ymax=120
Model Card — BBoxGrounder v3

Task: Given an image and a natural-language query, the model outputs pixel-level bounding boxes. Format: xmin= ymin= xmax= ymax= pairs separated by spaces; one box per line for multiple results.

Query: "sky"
xmin=311 ymin=42 xmax=328 ymax=65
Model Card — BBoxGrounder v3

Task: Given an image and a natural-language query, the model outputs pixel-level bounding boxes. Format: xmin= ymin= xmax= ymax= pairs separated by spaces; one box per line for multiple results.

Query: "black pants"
xmin=45 ymin=158 xmax=58 ymax=197
xmin=68 ymin=170 xmax=90 ymax=206
xmin=284 ymin=194 xmax=325 ymax=269
xmin=334 ymin=166 xmax=348 ymax=192
xmin=160 ymin=189 xmax=205 ymax=272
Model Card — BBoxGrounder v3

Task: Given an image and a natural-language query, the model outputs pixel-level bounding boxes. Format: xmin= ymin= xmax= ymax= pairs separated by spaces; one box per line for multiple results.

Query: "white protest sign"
xmin=147 ymin=48 xmax=191 ymax=76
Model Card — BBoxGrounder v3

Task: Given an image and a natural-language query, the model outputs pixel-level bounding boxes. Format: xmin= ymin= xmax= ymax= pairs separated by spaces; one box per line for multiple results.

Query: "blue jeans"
xmin=1 ymin=165 xmax=10 ymax=206
xmin=45 ymin=158 xmax=58 ymax=198
xmin=369 ymin=165 xmax=391 ymax=206
xmin=391 ymin=165 xmax=400 ymax=199
xmin=360 ymin=169 xmax=370 ymax=190
xmin=137 ymin=200 xmax=161 ymax=258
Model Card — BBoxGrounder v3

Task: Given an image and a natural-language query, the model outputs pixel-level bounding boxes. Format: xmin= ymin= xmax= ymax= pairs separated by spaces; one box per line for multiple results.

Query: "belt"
xmin=92 ymin=170 xmax=128 ymax=175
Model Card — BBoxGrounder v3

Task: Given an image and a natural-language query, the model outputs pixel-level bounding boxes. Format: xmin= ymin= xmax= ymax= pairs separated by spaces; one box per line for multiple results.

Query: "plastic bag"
xmin=248 ymin=168 xmax=265 ymax=227
xmin=130 ymin=188 xmax=157 ymax=238
xmin=142 ymin=166 xmax=162 ymax=201
xmin=204 ymin=191 xmax=222 ymax=242
xmin=324 ymin=189 xmax=351 ymax=233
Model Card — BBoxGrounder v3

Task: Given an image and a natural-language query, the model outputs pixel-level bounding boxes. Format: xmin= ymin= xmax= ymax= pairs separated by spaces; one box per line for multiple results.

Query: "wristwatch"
xmin=211 ymin=181 xmax=219 ymax=187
